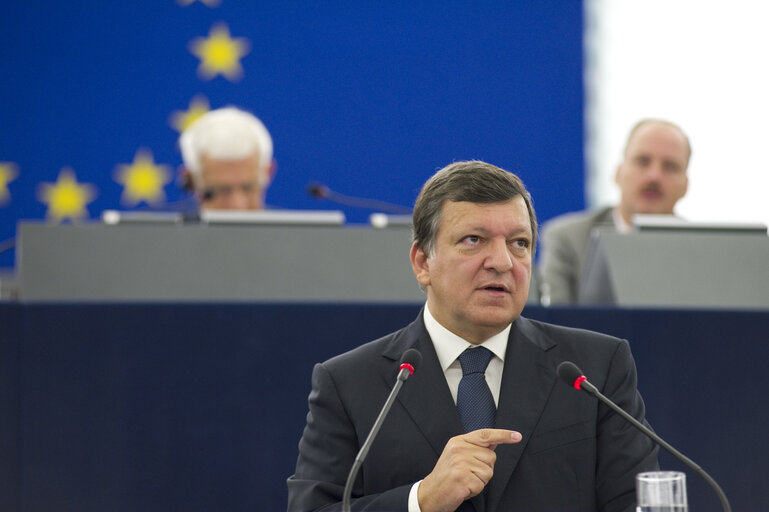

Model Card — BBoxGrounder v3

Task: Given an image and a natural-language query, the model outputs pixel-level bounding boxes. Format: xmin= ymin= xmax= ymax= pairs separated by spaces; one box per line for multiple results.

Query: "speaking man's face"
xmin=410 ymin=197 xmax=532 ymax=344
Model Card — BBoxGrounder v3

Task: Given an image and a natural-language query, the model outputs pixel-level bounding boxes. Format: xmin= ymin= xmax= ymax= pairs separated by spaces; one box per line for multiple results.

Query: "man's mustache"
xmin=641 ymin=184 xmax=662 ymax=194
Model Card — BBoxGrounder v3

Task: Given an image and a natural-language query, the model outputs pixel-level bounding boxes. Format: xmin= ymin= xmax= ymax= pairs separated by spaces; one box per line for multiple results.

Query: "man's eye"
xmin=511 ymin=239 xmax=529 ymax=249
xmin=463 ymin=235 xmax=481 ymax=245
xmin=203 ymin=186 xmax=232 ymax=200
xmin=634 ymin=156 xmax=651 ymax=167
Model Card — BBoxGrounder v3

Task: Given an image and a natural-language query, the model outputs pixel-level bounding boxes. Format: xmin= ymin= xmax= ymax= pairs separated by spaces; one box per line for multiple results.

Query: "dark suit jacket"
xmin=287 ymin=311 xmax=658 ymax=512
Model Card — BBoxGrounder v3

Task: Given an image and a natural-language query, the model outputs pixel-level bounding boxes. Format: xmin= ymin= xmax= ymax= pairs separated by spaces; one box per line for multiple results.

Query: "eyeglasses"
xmin=201 ymin=181 xmax=262 ymax=201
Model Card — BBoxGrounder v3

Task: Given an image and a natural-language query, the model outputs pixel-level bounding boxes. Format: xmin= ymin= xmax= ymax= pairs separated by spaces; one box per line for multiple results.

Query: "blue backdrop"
xmin=0 ymin=1 xmax=584 ymax=267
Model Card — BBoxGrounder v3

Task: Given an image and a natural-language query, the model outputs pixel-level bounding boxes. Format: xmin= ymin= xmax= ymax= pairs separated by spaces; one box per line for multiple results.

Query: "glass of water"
xmin=636 ymin=471 xmax=688 ymax=512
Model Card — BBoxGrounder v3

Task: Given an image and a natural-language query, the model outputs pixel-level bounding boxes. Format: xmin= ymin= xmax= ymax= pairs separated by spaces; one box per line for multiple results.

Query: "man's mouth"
xmin=481 ymin=284 xmax=509 ymax=293
xmin=640 ymin=187 xmax=662 ymax=200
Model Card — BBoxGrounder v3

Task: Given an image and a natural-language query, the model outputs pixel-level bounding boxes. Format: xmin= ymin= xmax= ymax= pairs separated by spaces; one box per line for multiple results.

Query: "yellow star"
xmin=177 ymin=0 xmax=221 ymax=6
xmin=113 ymin=148 xmax=172 ymax=206
xmin=169 ymin=95 xmax=211 ymax=133
xmin=37 ymin=168 xmax=97 ymax=221
xmin=0 ymin=162 xmax=19 ymax=205
xmin=189 ymin=22 xmax=250 ymax=82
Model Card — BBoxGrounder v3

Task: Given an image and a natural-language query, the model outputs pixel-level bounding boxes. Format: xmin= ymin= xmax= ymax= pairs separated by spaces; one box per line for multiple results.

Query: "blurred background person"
xmin=179 ymin=107 xmax=276 ymax=211
xmin=539 ymin=119 xmax=691 ymax=304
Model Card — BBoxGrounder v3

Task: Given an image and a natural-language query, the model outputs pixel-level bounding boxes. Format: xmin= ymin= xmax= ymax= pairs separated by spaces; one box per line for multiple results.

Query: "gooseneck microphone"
xmin=0 ymin=237 xmax=15 ymax=255
xmin=307 ymin=182 xmax=413 ymax=215
xmin=556 ymin=361 xmax=732 ymax=512
xmin=342 ymin=349 xmax=422 ymax=512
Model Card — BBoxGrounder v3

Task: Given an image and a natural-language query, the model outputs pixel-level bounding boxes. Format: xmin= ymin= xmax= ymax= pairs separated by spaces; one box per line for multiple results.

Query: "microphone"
xmin=0 ymin=237 xmax=15 ymax=255
xmin=342 ymin=348 xmax=422 ymax=512
xmin=307 ymin=182 xmax=413 ymax=215
xmin=556 ymin=361 xmax=732 ymax=512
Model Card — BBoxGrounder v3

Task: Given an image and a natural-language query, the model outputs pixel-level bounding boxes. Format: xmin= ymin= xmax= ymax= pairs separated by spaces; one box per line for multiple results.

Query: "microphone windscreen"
xmin=400 ymin=348 xmax=422 ymax=372
xmin=306 ymin=182 xmax=328 ymax=198
xmin=557 ymin=361 xmax=585 ymax=387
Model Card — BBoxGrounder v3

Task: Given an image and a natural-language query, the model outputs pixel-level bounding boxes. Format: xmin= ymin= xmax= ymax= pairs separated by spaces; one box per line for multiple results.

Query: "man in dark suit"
xmin=287 ymin=161 xmax=658 ymax=512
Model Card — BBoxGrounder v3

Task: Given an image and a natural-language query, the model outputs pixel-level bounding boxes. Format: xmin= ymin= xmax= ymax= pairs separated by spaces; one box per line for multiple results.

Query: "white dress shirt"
xmin=407 ymin=303 xmax=512 ymax=512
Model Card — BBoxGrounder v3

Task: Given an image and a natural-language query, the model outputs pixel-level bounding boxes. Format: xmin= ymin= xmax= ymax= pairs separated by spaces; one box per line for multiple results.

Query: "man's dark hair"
xmin=412 ymin=160 xmax=538 ymax=256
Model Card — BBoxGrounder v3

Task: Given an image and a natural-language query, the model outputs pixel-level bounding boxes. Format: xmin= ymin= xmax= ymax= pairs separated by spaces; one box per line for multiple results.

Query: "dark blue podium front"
xmin=1 ymin=303 xmax=767 ymax=512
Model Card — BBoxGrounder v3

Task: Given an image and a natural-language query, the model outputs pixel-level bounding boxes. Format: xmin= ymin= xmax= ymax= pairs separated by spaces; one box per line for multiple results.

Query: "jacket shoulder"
xmin=518 ymin=315 xmax=626 ymax=352
xmin=542 ymin=207 xmax=613 ymax=235
xmin=321 ymin=315 xmax=422 ymax=374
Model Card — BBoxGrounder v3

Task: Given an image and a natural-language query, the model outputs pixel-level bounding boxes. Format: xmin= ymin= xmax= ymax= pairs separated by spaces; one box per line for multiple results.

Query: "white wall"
xmin=585 ymin=0 xmax=769 ymax=225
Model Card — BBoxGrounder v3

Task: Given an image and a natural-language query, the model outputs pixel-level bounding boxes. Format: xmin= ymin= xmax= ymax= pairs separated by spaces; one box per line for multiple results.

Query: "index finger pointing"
xmin=465 ymin=428 xmax=522 ymax=447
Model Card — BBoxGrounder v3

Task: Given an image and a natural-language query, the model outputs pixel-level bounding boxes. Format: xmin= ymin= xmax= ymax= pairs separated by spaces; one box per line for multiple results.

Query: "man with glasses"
xmin=179 ymin=107 xmax=276 ymax=211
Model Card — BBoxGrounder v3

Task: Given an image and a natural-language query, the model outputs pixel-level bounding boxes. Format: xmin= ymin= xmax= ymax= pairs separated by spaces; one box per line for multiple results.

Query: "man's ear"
xmin=409 ymin=241 xmax=431 ymax=287
xmin=177 ymin=166 xmax=195 ymax=193
xmin=264 ymin=159 xmax=277 ymax=186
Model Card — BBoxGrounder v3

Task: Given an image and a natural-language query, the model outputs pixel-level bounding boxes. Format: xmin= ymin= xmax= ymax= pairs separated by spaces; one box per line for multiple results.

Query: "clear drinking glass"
xmin=636 ymin=471 xmax=688 ymax=512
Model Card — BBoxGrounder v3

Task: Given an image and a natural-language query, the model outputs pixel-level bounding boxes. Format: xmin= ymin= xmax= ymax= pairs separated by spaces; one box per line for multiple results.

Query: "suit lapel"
xmin=380 ymin=312 xmax=464 ymax=458
xmin=486 ymin=316 xmax=557 ymax=511
xmin=380 ymin=313 xmax=484 ymax=512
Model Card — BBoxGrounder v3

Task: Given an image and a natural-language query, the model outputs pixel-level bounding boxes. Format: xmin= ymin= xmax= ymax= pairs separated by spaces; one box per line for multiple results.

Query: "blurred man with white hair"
xmin=179 ymin=107 xmax=276 ymax=211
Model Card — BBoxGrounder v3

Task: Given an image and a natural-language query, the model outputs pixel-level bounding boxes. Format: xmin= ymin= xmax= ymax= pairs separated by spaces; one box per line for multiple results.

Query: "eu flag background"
xmin=0 ymin=1 xmax=584 ymax=267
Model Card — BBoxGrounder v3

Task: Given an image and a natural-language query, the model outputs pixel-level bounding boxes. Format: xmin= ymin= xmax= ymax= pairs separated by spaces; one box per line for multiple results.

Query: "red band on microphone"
xmin=400 ymin=363 xmax=415 ymax=376
xmin=574 ymin=376 xmax=587 ymax=390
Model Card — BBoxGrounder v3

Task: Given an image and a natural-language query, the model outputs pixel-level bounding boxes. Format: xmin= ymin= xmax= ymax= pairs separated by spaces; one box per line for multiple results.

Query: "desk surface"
xmin=17 ymin=222 xmax=423 ymax=302
xmin=579 ymin=230 xmax=769 ymax=308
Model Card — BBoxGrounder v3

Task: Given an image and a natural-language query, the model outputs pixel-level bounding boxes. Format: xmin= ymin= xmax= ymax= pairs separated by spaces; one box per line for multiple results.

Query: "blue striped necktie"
xmin=456 ymin=346 xmax=496 ymax=433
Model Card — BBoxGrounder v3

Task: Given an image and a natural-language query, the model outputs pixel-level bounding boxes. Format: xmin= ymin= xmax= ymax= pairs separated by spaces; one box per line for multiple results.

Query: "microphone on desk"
xmin=342 ymin=348 xmax=422 ymax=512
xmin=556 ymin=361 xmax=732 ymax=512
xmin=0 ymin=237 xmax=15 ymax=255
xmin=307 ymin=182 xmax=413 ymax=215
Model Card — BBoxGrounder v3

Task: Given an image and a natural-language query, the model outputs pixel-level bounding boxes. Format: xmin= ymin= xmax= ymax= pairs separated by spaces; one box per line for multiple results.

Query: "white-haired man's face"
xmin=196 ymin=151 xmax=272 ymax=210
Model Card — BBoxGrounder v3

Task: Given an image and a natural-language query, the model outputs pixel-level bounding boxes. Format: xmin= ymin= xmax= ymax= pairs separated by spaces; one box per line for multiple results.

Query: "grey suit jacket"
xmin=287 ymin=311 xmax=658 ymax=512
xmin=539 ymin=207 xmax=616 ymax=304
